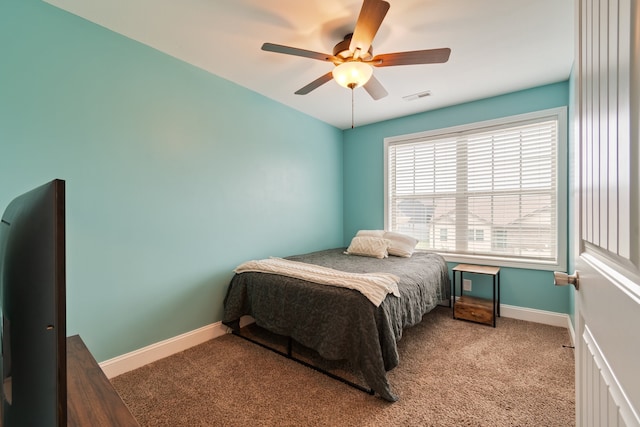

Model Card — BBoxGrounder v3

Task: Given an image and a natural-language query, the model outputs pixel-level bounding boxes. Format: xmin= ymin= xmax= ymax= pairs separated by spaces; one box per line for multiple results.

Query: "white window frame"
xmin=384 ymin=107 xmax=567 ymax=271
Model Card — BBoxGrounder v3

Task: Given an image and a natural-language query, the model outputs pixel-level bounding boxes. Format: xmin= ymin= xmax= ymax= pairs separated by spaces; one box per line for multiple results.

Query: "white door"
xmin=574 ymin=0 xmax=640 ymax=425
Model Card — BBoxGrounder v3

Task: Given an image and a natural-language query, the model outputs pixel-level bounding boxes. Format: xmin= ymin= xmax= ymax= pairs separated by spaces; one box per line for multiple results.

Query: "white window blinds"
xmin=386 ymin=110 xmax=563 ymax=267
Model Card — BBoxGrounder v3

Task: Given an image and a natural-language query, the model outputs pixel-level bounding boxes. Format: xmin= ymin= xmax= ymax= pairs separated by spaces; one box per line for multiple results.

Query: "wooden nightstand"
xmin=452 ymin=264 xmax=500 ymax=327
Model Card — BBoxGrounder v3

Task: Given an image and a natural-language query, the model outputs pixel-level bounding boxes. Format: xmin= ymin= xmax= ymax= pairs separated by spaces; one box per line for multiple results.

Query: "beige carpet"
xmin=111 ymin=307 xmax=575 ymax=426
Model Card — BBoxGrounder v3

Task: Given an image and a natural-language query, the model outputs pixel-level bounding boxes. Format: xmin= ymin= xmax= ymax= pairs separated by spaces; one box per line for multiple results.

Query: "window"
xmin=468 ymin=229 xmax=484 ymax=241
xmin=492 ymin=229 xmax=508 ymax=250
xmin=384 ymin=108 xmax=567 ymax=270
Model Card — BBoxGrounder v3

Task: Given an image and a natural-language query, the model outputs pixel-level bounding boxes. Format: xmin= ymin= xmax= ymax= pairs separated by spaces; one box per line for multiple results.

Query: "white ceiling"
xmin=44 ymin=0 xmax=575 ymax=130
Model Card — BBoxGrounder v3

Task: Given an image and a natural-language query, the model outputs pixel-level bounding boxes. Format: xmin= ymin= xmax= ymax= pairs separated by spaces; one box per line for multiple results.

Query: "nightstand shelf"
xmin=452 ymin=264 xmax=500 ymax=327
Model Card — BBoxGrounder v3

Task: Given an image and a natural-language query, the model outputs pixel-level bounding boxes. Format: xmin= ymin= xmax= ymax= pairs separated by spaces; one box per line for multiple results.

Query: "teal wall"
xmin=0 ymin=0 xmax=343 ymax=362
xmin=343 ymin=82 xmax=572 ymax=314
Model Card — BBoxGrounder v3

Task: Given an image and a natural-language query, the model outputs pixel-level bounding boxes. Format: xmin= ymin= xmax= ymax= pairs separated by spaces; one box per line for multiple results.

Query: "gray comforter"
xmin=222 ymin=248 xmax=450 ymax=402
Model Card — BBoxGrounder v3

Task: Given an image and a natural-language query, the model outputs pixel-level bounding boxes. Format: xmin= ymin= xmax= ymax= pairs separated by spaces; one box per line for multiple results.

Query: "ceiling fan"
xmin=261 ymin=0 xmax=451 ymax=100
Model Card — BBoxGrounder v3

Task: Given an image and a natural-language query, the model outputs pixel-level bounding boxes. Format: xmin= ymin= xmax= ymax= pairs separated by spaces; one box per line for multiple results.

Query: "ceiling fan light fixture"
xmin=332 ymin=61 xmax=373 ymax=89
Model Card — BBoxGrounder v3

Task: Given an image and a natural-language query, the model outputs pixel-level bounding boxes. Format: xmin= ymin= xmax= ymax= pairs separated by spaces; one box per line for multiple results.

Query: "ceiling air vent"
xmin=403 ymin=90 xmax=432 ymax=101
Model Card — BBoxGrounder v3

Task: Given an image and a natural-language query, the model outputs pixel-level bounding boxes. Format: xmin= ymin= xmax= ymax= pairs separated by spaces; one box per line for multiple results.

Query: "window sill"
xmin=433 ymin=252 xmax=566 ymax=272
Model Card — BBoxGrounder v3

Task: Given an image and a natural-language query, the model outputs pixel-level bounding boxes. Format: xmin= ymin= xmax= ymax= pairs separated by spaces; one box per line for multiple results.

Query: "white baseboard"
xmin=100 ymin=316 xmax=256 ymax=379
xmin=100 ymin=322 xmax=228 ymax=379
xmin=499 ymin=303 xmax=572 ymax=329
xmin=566 ymin=313 xmax=576 ymax=347
xmin=100 ymin=306 xmax=572 ymax=379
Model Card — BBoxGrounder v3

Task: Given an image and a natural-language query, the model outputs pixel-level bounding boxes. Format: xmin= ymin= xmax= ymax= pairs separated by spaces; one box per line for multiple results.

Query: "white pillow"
xmin=345 ymin=236 xmax=390 ymax=259
xmin=356 ymin=229 xmax=385 ymax=238
xmin=383 ymin=231 xmax=418 ymax=257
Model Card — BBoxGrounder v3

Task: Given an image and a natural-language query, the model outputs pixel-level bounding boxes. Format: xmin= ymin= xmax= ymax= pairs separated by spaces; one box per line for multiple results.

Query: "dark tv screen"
xmin=0 ymin=179 xmax=66 ymax=426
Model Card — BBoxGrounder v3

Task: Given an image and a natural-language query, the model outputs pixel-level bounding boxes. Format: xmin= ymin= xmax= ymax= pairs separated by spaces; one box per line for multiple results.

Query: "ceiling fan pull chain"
xmin=351 ymin=87 xmax=355 ymax=129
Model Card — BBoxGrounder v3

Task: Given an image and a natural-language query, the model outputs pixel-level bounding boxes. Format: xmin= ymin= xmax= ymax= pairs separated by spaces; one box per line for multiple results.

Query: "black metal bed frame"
xmin=230 ymin=329 xmax=375 ymax=396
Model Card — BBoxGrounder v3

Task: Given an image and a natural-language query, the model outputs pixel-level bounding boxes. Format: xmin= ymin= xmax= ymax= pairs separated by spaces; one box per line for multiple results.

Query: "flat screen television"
xmin=0 ymin=179 xmax=66 ymax=427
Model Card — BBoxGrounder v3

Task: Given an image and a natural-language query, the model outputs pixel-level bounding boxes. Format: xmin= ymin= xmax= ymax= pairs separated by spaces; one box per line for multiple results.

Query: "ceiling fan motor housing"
xmin=333 ymin=34 xmax=373 ymax=61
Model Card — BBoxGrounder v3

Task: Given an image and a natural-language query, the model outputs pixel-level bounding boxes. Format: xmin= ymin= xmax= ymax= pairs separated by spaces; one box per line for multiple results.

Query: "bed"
xmin=222 ymin=247 xmax=450 ymax=402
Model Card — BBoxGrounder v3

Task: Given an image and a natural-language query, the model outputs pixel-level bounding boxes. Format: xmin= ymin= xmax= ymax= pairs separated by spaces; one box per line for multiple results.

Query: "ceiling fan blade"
xmin=262 ymin=43 xmax=336 ymax=62
xmin=349 ymin=0 xmax=390 ymax=59
xmin=372 ymin=48 xmax=451 ymax=67
xmin=363 ymin=75 xmax=388 ymax=100
xmin=294 ymin=72 xmax=334 ymax=95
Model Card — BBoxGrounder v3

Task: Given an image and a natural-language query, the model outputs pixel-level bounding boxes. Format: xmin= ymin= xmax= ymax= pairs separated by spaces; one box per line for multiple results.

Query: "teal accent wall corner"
xmin=1 ymin=0 xmax=343 ymax=361
xmin=343 ymin=82 xmax=571 ymax=314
